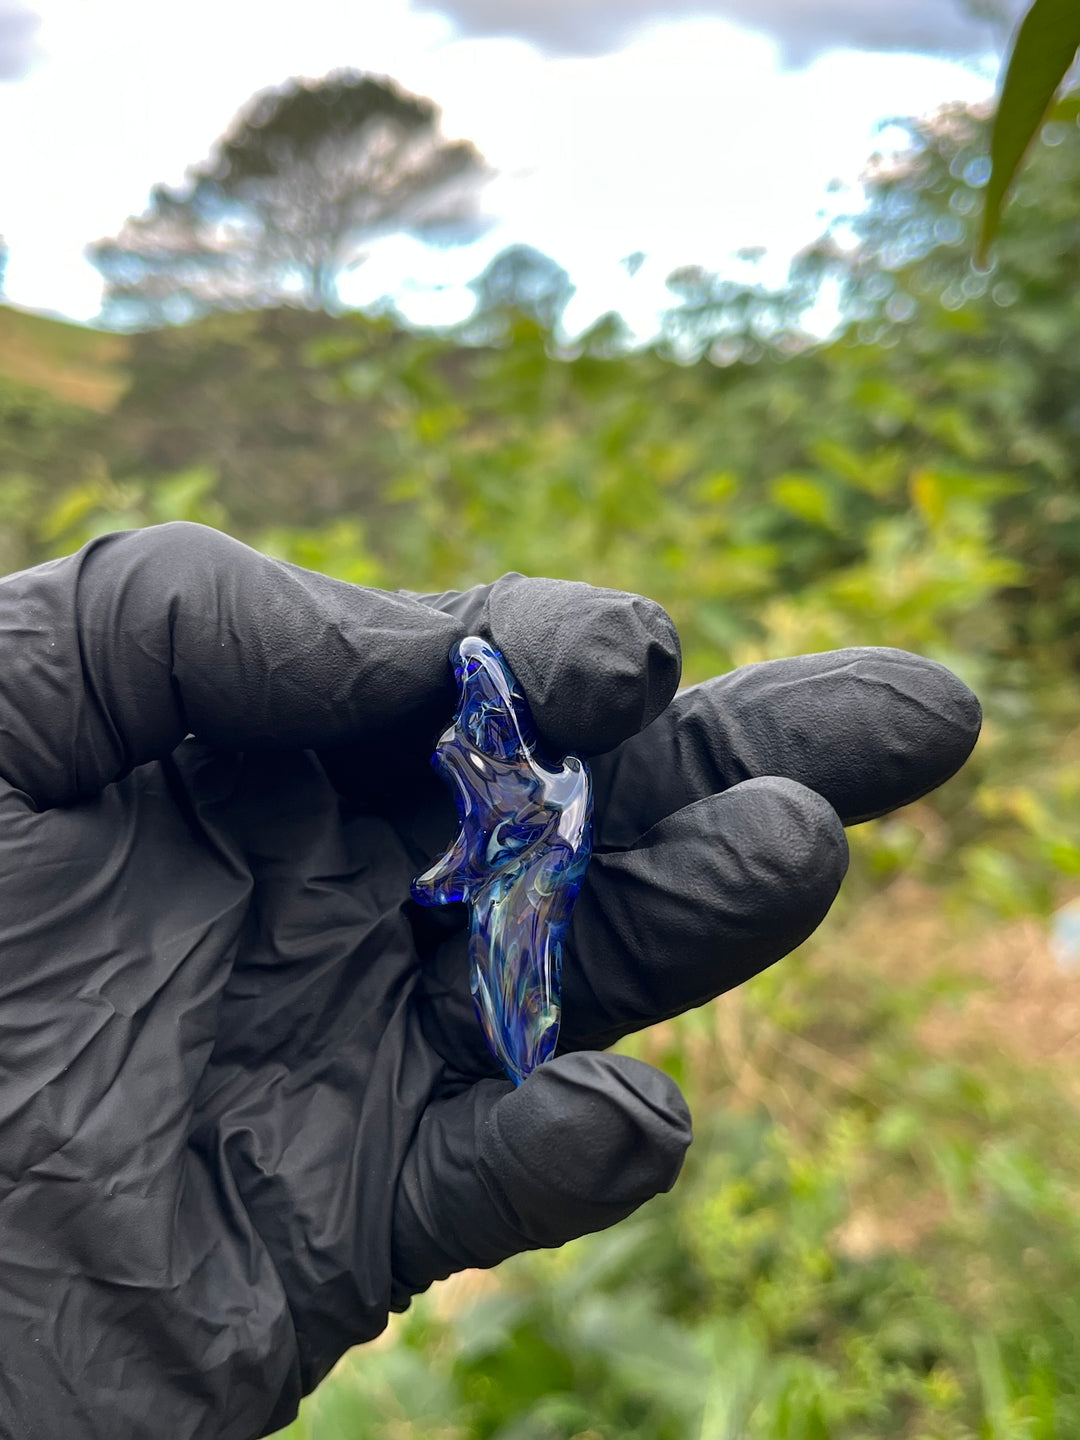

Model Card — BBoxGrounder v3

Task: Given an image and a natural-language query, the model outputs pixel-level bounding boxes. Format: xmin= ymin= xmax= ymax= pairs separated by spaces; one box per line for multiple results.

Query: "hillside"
xmin=0 ymin=303 xmax=129 ymax=412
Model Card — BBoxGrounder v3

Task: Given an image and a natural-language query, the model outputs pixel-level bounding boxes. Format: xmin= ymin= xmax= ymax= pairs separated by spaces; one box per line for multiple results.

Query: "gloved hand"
xmin=0 ymin=523 xmax=980 ymax=1440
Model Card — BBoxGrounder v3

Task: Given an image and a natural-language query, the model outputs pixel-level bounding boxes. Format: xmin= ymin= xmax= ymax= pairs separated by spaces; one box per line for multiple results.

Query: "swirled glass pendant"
xmin=411 ymin=636 xmax=593 ymax=1085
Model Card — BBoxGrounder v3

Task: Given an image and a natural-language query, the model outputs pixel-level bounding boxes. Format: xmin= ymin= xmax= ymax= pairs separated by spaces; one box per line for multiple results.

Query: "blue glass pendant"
xmin=411 ymin=636 xmax=593 ymax=1085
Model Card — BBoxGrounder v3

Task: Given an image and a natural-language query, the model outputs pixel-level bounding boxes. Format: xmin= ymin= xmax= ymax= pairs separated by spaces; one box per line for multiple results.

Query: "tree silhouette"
xmin=661 ymin=264 xmax=813 ymax=363
xmin=89 ymin=72 xmax=488 ymax=326
xmin=465 ymin=244 xmax=576 ymax=338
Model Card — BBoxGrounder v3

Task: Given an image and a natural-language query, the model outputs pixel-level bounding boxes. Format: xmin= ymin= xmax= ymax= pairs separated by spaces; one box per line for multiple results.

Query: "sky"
xmin=0 ymin=0 xmax=1011 ymax=333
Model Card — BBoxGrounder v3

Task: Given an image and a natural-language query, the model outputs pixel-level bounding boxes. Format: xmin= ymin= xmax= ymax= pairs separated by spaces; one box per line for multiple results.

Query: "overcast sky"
xmin=428 ymin=0 xmax=1022 ymax=63
xmin=0 ymin=0 xmax=1007 ymax=332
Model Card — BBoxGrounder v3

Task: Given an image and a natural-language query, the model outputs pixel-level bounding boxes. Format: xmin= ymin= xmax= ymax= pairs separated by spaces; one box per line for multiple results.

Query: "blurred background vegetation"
xmin=5 ymin=31 xmax=1080 ymax=1437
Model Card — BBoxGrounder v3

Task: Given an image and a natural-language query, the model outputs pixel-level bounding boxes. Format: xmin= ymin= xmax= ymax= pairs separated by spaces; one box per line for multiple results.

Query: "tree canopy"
xmin=89 ymin=71 xmax=488 ymax=326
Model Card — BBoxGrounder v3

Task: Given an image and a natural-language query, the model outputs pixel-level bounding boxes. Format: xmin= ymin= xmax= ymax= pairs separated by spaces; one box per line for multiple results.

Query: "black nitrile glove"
xmin=0 ymin=524 xmax=981 ymax=1439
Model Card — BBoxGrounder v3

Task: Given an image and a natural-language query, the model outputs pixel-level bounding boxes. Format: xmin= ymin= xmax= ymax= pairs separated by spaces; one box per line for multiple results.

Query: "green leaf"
xmin=980 ymin=0 xmax=1080 ymax=262
xmin=769 ymin=474 xmax=834 ymax=528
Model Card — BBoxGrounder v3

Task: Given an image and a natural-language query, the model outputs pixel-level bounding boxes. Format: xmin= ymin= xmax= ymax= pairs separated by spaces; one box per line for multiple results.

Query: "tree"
xmin=465 ymin=244 xmax=576 ymax=339
xmin=89 ymin=71 xmax=488 ymax=326
xmin=660 ymin=263 xmax=815 ymax=364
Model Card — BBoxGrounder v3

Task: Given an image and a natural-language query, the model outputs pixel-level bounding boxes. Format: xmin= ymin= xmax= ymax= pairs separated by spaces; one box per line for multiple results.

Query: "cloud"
xmin=419 ymin=0 xmax=1025 ymax=64
xmin=0 ymin=1 xmax=39 ymax=80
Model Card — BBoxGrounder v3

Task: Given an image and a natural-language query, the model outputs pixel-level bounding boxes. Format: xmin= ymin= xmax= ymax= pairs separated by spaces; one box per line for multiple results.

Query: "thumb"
xmin=390 ymin=1052 xmax=692 ymax=1306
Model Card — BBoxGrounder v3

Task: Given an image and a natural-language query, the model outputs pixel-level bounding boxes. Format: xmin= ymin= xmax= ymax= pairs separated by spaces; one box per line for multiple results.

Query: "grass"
xmin=0 ymin=304 xmax=129 ymax=412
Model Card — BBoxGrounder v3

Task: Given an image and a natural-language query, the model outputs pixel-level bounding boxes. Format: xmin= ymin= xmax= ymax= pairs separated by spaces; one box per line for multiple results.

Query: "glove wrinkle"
xmin=0 ymin=524 xmax=467 ymax=809
xmin=389 ymin=1079 xmax=520 ymax=1305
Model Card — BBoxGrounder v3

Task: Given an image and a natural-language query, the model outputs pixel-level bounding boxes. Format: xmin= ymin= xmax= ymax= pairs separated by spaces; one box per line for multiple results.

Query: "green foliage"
xmin=981 ymin=0 xmax=1080 ymax=259
xmin=5 ymin=92 xmax=1080 ymax=1440
xmin=273 ymin=918 xmax=1080 ymax=1440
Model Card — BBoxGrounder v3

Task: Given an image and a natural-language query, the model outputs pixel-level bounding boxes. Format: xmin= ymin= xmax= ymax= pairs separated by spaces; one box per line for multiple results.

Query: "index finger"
xmin=0 ymin=526 xmax=683 ymax=811
xmin=0 ymin=523 xmax=468 ymax=808
xmin=590 ymin=648 xmax=981 ymax=849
